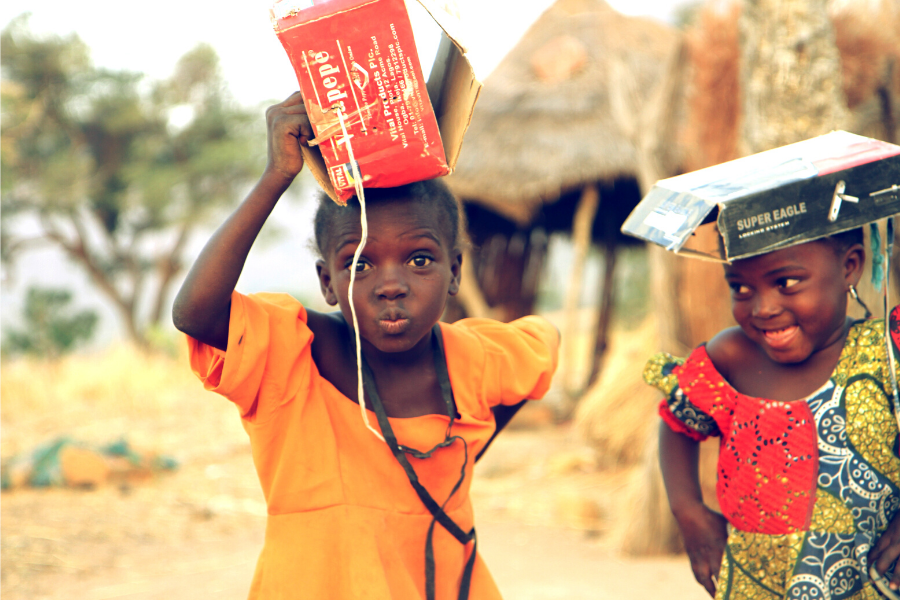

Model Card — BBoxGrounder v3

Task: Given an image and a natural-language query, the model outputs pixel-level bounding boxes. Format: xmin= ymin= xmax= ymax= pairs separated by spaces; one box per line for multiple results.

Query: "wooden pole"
xmin=587 ymin=220 xmax=617 ymax=386
xmin=562 ymin=183 xmax=600 ymax=400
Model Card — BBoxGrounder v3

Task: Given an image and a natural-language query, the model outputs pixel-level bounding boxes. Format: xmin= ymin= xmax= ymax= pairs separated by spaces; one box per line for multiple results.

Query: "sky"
xmin=0 ymin=0 xmax=684 ymax=106
xmin=0 ymin=0 xmax=686 ymax=345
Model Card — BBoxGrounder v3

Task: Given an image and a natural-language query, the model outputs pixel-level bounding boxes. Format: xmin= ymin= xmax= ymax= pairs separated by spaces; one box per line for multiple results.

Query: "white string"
xmin=335 ymin=108 xmax=385 ymax=442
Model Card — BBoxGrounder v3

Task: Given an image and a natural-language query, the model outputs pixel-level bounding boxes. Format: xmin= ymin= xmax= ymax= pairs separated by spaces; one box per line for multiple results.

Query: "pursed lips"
xmin=378 ymin=309 xmax=411 ymax=335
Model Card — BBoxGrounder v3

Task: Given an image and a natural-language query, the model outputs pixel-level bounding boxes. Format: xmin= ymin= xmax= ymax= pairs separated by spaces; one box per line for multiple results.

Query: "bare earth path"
xmin=2 ymin=417 xmax=706 ymax=600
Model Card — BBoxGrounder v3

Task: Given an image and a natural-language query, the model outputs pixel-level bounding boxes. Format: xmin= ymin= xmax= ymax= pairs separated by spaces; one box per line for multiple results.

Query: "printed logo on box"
xmin=330 ymin=165 xmax=349 ymax=189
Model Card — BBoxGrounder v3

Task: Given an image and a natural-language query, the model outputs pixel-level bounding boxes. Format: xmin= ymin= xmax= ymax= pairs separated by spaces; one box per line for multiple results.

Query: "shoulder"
xmin=706 ymin=326 xmax=757 ymax=382
xmin=306 ymin=309 xmax=353 ymax=368
xmin=240 ymin=291 xmax=308 ymax=321
xmin=447 ymin=316 xmax=558 ymax=347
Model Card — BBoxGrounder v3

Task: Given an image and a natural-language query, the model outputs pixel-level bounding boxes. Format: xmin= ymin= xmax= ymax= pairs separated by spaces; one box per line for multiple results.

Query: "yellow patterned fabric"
xmin=648 ymin=317 xmax=900 ymax=600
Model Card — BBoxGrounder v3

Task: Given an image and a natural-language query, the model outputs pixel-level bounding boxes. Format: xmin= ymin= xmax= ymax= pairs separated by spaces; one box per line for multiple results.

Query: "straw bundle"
xmin=575 ymin=315 xmax=721 ymax=555
xmin=574 ymin=316 xmax=661 ymax=466
xmin=611 ymin=432 xmax=684 ymax=555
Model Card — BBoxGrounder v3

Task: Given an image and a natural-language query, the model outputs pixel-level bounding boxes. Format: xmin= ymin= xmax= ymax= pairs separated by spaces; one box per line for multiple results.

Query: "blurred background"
xmin=3 ymin=0 xmax=900 ymax=598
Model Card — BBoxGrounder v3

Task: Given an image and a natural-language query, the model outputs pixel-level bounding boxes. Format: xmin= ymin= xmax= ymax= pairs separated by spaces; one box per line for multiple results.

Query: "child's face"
xmin=316 ymin=197 xmax=461 ymax=355
xmin=723 ymin=240 xmax=864 ymax=365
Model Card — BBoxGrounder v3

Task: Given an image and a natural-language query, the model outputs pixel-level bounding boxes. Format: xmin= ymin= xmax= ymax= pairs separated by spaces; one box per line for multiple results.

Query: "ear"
xmin=842 ymin=243 xmax=865 ymax=287
xmin=448 ymin=250 xmax=462 ymax=297
xmin=316 ymin=259 xmax=339 ymax=306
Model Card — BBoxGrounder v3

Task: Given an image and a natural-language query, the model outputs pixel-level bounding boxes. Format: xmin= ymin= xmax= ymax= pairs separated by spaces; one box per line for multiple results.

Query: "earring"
xmin=849 ymin=284 xmax=872 ymax=319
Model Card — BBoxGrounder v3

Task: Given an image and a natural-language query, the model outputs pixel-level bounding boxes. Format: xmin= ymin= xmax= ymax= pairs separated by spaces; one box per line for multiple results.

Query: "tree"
xmin=739 ymin=0 xmax=848 ymax=154
xmin=3 ymin=286 xmax=98 ymax=358
xmin=1 ymin=15 xmax=261 ymax=346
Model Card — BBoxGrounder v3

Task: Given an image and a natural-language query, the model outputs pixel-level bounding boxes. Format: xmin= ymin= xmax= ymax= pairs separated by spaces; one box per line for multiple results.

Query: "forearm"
xmin=172 ymin=169 xmax=293 ymax=348
xmin=659 ymin=421 xmax=705 ymax=518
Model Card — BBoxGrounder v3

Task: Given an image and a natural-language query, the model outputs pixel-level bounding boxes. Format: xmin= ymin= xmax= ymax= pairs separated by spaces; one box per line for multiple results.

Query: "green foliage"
xmin=673 ymin=1 xmax=704 ymax=29
xmin=4 ymin=287 xmax=98 ymax=358
xmin=1 ymin=15 xmax=264 ymax=346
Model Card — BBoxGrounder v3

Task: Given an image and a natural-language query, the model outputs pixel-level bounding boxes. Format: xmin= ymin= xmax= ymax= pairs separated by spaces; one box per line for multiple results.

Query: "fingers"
xmin=267 ymin=94 xmax=313 ymax=144
xmin=690 ymin=561 xmax=716 ymax=597
xmin=280 ymin=90 xmax=305 ymax=106
xmin=871 ymin=528 xmax=900 ymax=590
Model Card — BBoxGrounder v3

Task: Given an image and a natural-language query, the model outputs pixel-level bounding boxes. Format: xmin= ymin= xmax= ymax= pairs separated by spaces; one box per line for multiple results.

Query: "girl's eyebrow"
xmin=763 ymin=264 xmax=807 ymax=278
xmin=404 ymin=230 xmax=442 ymax=245
xmin=334 ymin=236 xmax=362 ymax=253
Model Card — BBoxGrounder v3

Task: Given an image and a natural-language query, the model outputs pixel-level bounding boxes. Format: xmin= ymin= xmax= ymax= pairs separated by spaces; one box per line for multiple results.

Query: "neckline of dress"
xmin=315 ymin=322 xmax=460 ymax=422
xmin=693 ymin=319 xmax=868 ymax=404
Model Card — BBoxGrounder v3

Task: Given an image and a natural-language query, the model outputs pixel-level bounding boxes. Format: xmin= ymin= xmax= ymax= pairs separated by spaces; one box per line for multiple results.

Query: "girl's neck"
xmin=360 ymin=328 xmax=435 ymax=372
xmin=713 ymin=317 xmax=856 ymax=402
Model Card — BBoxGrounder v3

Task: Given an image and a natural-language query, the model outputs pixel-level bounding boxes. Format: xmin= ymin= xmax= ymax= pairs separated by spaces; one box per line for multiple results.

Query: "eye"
xmin=777 ymin=277 xmax=801 ymax=289
xmin=729 ymin=283 xmax=751 ymax=296
xmin=408 ymin=255 xmax=433 ymax=268
xmin=345 ymin=258 xmax=371 ymax=272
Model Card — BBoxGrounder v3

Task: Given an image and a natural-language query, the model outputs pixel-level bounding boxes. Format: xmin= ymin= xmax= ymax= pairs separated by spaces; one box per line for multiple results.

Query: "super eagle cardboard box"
xmin=621 ymin=131 xmax=900 ymax=261
xmin=271 ymin=0 xmax=480 ymax=204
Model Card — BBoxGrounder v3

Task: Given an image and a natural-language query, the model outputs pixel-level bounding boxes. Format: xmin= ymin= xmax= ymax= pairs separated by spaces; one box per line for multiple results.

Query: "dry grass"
xmin=574 ymin=316 xmax=662 ymax=467
xmin=1 ymin=344 xmax=247 ymax=462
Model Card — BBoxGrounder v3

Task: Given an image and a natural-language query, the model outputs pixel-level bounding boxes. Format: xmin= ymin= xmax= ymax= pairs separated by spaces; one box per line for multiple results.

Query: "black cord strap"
xmin=361 ymin=325 xmax=476 ymax=600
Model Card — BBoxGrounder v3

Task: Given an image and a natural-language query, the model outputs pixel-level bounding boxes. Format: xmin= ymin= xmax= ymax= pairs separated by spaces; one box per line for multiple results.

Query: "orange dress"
xmin=187 ymin=291 xmax=559 ymax=600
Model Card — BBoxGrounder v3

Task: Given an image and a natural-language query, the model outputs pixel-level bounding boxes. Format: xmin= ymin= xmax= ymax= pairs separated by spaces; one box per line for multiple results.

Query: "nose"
xmin=751 ymin=289 xmax=782 ymax=319
xmin=374 ymin=265 xmax=409 ymax=300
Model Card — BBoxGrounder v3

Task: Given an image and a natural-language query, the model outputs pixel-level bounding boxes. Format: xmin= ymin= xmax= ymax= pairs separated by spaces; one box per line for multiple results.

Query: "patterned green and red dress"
xmin=645 ymin=307 xmax=900 ymax=600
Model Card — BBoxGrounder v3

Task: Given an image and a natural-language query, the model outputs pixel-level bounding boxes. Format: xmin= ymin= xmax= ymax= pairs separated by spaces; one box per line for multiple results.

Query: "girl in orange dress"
xmin=172 ymin=92 xmax=559 ymax=600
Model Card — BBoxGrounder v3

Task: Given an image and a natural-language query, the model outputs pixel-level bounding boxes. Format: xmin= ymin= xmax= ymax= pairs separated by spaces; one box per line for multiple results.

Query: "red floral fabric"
xmin=667 ymin=346 xmax=820 ymax=535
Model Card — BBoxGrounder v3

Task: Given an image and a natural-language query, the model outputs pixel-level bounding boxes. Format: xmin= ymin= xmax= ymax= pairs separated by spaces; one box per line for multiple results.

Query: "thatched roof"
xmin=446 ymin=0 xmax=680 ymax=226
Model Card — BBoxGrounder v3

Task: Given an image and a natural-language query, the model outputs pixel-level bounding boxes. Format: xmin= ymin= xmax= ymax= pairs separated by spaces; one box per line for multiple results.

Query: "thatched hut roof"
xmin=446 ymin=0 xmax=680 ymax=226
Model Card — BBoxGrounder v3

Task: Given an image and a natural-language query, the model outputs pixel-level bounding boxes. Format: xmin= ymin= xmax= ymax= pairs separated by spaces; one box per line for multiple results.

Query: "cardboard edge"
xmin=300 ymin=145 xmax=341 ymax=204
xmin=673 ymin=247 xmax=728 ymax=263
xmin=436 ymin=41 xmax=482 ymax=170
xmin=412 ymin=0 xmax=469 ymax=54
xmin=678 ymin=220 xmax=725 ymax=261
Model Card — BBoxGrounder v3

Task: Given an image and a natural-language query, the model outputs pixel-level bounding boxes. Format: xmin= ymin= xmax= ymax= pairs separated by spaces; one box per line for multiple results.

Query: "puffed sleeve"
xmin=186 ymin=291 xmax=314 ymax=422
xmin=451 ymin=316 xmax=560 ymax=408
xmin=644 ymin=352 xmax=720 ymax=441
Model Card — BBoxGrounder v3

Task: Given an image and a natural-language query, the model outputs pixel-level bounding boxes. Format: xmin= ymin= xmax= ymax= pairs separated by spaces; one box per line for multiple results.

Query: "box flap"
xmin=622 ymin=131 xmax=900 ymax=261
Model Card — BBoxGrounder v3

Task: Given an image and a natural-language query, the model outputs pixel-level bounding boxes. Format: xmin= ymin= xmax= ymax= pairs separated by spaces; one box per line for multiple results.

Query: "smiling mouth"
xmin=761 ymin=325 xmax=799 ymax=349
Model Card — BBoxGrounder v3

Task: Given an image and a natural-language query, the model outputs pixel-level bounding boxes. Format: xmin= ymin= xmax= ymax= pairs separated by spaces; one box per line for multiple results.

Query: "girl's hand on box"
xmin=870 ymin=513 xmax=900 ymax=591
xmin=675 ymin=503 xmax=728 ymax=597
xmin=266 ymin=91 xmax=313 ymax=182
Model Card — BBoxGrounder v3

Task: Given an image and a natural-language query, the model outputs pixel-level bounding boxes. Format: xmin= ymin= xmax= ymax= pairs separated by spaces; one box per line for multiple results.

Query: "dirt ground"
xmin=1 ymin=349 xmax=706 ymax=600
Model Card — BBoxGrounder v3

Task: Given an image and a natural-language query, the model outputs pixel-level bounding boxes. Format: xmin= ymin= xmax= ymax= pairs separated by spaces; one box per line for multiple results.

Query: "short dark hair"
xmin=824 ymin=227 xmax=864 ymax=254
xmin=313 ymin=178 xmax=465 ymax=256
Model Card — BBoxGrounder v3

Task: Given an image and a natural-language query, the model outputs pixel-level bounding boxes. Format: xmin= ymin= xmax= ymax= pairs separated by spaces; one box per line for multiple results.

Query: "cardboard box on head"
xmin=271 ymin=0 xmax=480 ymax=204
xmin=622 ymin=131 xmax=900 ymax=262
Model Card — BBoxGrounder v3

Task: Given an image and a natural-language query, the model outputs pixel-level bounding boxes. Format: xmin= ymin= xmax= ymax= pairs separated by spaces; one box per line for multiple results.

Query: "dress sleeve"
xmin=186 ymin=291 xmax=314 ymax=421
xmin=454 ymin=315 xmax=560 ymax=408
xmin=644 ymin=352 xmax=720 ymax=441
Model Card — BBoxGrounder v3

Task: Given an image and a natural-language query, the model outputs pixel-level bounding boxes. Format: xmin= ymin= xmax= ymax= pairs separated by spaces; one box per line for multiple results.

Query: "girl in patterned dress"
xmin=645 ymin=228 xmax=900 ymax=600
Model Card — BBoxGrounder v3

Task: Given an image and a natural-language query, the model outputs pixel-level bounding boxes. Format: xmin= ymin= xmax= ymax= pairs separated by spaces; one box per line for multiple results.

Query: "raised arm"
xmin=172 ymin=92 xmax=312 ymax=350
xmin=659 ymin=423 xmax=727 ymax=597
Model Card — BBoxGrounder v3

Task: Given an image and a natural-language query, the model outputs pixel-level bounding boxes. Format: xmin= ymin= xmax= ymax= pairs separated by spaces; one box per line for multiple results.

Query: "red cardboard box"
xmin=272 ymin=0 xmax=476 ymax=204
